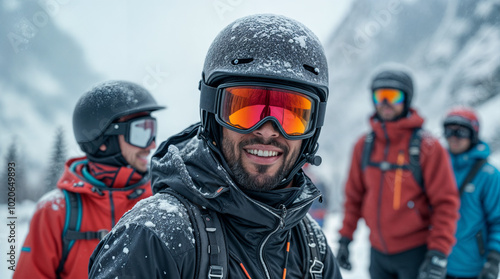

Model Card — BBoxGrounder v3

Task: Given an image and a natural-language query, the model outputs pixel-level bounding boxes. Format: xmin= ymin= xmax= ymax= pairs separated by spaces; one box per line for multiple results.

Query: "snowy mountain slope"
xmin=0 ymin=0 xmax=102 ymax=189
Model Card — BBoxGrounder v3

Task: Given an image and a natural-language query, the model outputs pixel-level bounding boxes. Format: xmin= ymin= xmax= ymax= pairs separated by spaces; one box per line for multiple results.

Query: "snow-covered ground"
xmin=324 ymin=213 xmax=371 ymax=278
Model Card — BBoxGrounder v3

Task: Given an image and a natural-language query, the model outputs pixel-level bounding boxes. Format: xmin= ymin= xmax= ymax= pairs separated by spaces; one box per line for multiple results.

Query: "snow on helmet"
xmin=443 ymin=106 xmax=480 ymax=145
xmin=198 ymin=14 xmax=329 ymax=186
xmin=73 ymin=80 xmax=165 ymax=155
xmin=370 ymin=65 xmax=414 ymax=117
xmin=202 ymin=14 xmax=328 ymax=99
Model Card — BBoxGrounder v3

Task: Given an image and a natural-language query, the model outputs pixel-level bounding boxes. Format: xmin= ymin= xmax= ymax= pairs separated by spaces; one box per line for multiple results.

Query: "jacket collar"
xmin=57 ymin=157 xmax=150 ymax=194
xmin=86 ymin=161 xmax=144 ymax=188
xmin=449 ymin=141 xmax=490 ymax=169
xmin=369 ymin=108 xmax=424 ymax=142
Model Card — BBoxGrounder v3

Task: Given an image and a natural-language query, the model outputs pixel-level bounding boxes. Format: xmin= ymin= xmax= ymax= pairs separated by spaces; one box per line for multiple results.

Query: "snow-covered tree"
xmin=43 ymin=127 xmax=67 ymax=194
xmin=1 ymin=137 xmax=28 ymax=203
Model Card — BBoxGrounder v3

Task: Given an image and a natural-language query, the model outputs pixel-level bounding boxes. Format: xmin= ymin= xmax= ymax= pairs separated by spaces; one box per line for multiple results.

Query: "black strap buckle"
xmin=309 ymin=259 xmax=324 ymax=278
xmin=380 ymin=161 xmax=390 ymax=171
xmin=97 ymin=229 xmax=109 ymax=240
xmin=208 ymin=265 xmax=224 ymax=278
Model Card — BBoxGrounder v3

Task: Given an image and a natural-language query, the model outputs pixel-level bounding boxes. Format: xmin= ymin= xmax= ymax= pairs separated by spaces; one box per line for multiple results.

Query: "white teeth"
xmin=247 ymin=149 xmax=278 ymax=157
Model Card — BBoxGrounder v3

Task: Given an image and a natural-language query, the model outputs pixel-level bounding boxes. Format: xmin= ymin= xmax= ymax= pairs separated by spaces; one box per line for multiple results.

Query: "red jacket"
xmin=339 ymin=110 xmax=459 ymax=255
xmin=13 ymin=157 xmax=152 ymax=279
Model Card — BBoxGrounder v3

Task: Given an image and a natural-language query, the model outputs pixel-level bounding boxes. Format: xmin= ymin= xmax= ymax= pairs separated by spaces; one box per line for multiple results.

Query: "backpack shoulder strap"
xmin=161 ymin=188 xmax=227 ymax=279
xmin=361 ymin=131 xmax=376 ymax=171
xmin=408 ymin=128 xmax=424 ymax=190
xmin=300 ymin=216 xmax=327 ymax=279
xmin=459 ymin=159 xmax=487 ymax=197
xmin=198 ymin=205 xmax=227 ymax=279
xmin=56 ymin=190 xmax=81 ymax=278
xmin=57 ymin=190 xmax=109 ymax=278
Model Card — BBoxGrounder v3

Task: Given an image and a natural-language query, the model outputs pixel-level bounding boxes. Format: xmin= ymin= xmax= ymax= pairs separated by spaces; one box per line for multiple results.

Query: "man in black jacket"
xmin=89 ymin=14 xmax=342 ymax=279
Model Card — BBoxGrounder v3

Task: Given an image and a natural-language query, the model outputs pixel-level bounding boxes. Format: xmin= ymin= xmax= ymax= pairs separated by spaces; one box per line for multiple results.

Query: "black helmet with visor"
xmin=73 ymin=80 xmax=165 ymax=166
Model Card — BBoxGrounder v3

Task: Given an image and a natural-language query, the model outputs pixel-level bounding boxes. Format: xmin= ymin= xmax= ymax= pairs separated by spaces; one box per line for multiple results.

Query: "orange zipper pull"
xmin=393 ymin=151 xmax=405 ymax=210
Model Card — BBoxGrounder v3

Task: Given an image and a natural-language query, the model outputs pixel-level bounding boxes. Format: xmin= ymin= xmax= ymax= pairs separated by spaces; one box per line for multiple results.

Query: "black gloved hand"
xmin=417 ymin=250 xmax=447 ymax=279
xmin=336 ymin=236 xmax=352 ymax=270
xmin=478 ymin=250 xmax=500 ymax=279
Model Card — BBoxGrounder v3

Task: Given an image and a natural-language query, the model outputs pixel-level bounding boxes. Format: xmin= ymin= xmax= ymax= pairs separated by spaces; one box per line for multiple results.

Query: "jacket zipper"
xmin=109 ymin=191 xmax=116 ymax=227
xmin=377 ymin=122 xmax=390 ymax=253
xmin=230 ymin=185 xmax=282 ymax=279
xmin=256 ymin=198 xmax=318 ymax=279
xmin=259 ymin=204 xmax=288 ymax=279
xmin=227 ymin=173 xmax=320 ymax=279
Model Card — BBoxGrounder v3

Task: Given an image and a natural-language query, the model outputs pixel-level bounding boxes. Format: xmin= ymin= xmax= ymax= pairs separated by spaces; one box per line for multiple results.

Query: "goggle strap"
xmin=199 ymin=81 xmax=217 ymax=114
xmin=316 ymin=102 xmax=327 ymax=127
xmin=104 ymin=123 xmax=127 ymax=136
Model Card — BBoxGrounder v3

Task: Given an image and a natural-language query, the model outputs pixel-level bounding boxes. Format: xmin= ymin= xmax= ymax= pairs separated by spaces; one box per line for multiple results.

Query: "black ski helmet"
xmin=202 ymin=14 xmax=328 ymax=98
xmin=73 ymin=80 xmax=165 ymax=156
xmin=198 ymin=14 xmax=329 ymax=185
xmin=370 ymin=66 xmax=414 ymax=117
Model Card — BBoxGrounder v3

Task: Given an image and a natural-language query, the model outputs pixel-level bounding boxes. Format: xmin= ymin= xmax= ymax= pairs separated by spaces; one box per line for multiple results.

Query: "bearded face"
xmin=221 ymin=123 xmax=302 ymax=191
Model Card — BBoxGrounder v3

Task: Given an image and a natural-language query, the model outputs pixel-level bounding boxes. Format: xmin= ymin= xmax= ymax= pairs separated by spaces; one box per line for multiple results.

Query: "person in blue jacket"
xmin=444 ymin=106 xmax=500 ymax=279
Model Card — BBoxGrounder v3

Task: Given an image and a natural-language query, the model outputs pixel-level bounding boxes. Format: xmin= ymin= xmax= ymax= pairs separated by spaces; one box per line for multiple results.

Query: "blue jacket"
xmin=447 ymin=141 xmax=500 ymax=277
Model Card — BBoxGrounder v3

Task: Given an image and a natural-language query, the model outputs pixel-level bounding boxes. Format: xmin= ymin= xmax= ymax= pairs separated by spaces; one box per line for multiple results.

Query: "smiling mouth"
xmin=138 ymin=154 xmax=149 ymax=161
xmin=245 ymin=149 xmax=280 ymax=157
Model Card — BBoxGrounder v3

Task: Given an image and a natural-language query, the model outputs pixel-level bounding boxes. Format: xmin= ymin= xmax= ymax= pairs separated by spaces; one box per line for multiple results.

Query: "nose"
xmin=253 ymin=121 xmax=280 ymax=139
xmin=377 ymin=98 xmax=389 ymax=106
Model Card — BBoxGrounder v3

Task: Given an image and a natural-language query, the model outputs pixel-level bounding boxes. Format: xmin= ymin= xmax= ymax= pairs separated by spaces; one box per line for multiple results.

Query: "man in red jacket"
xmin=336 ymin=66 xmax=459 ymax=279
xmin=13 ymin=80 xmax=165 ymax=279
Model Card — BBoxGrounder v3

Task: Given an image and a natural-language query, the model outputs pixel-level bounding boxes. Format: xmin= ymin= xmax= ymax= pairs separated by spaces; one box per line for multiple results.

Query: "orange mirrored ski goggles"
xmin=209 ymin=83 xmax=323 ymax=139
xmin=373 ymin=88 xmax=404 ymax=105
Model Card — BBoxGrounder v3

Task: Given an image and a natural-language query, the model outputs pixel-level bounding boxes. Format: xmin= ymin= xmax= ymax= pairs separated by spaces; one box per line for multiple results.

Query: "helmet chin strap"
xmin=87 ymin=152 xmax=129 ymax=169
